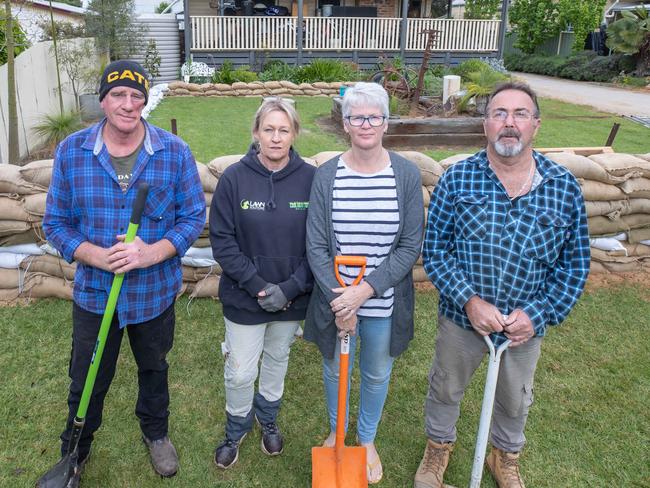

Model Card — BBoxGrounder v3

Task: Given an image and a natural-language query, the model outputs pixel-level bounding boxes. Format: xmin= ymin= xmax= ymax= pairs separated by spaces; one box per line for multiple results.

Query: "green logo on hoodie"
xmin=289 ymin=201 xmax=309 ymax=210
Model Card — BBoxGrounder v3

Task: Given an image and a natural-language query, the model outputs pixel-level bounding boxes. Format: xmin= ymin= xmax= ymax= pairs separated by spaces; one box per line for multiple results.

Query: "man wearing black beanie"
xmin=38 ymin=59 xmax=206 ymax=486
xmin=99 ymin=59 xmax=150 ymax=105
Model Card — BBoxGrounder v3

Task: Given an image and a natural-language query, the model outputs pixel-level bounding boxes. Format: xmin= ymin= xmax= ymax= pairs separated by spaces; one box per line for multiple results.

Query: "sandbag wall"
xmin=2 ymin=150 xmax=650 ymax=301
xmin=545 ymin=152 xmax=650 ymax=273
xmin=166 ymin=81 xmax=351 ymax=98
xmin=0 ymin=161 xmax=76 ymax=300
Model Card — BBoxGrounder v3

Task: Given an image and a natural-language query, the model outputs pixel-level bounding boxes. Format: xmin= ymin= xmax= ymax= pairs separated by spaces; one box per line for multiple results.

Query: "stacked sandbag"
xmin=181 ymin=160 xmax=221 ymax=298
xmin=0 ymin=162 xmax=50 ymax=247
xmin=0 ymin=162 xmax=54 ymax=301
xmin=181 ymin=246 xmax=221 ymax=299
xmin=165 ymin=81 xmax=350 ymax=98
xmin=545 ymin=151 xmax=650 ymax=273
xmin=0 ymin=243 xmax=74 ymax=301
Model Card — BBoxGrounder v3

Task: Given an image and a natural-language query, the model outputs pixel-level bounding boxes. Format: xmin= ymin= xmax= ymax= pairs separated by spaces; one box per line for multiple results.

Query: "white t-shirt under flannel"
xmin=332 ymin=157 xmax=399 ymax=317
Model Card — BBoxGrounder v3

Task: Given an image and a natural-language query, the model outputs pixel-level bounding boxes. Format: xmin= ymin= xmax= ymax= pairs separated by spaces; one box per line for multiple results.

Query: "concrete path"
xmin=512 ymin=72 xmax=650 ymax=117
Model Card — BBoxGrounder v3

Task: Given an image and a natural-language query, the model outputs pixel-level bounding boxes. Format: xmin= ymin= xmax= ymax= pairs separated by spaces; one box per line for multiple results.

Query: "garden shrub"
xmin=558 ymin=51 xmax=599 ymax=80
xmin=212 ymin=60 xmax=258 ymax=84
xmin=504 ymin=51 xmax=633 ymax=82
xmin=294 ymin=59 xmax=359 ymax=83
xmin=452 ymin=59 xmax=492 ymax=81
xmin=258 ymin=60 xmax=297 ymax=82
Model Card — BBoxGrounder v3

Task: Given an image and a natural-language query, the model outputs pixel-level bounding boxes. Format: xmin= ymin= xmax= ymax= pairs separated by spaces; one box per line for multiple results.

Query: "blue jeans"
xmin=322 ymin=315 xmax=394 ymax=444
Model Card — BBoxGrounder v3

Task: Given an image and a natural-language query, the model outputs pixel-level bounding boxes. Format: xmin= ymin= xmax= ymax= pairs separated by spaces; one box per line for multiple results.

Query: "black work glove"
xmin=257 ymin=283 xmax=289 ymax=312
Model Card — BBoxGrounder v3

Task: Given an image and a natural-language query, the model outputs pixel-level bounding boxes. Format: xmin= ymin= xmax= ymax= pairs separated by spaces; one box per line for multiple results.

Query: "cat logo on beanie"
xmin=99 ymin=60 xmax=150 ymax=105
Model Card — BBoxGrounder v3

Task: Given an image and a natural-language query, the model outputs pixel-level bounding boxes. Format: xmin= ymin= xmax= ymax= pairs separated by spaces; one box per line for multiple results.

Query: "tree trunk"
xmin=637 ymin=37 xmax=650 ymax=77
xmin=4 ymin=0 xmax=19 ymax=164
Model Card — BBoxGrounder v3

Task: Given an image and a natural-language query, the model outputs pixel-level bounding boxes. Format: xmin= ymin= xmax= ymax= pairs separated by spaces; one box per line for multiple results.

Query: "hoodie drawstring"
xmin=266 ymin=172 xmax=277 ymax=210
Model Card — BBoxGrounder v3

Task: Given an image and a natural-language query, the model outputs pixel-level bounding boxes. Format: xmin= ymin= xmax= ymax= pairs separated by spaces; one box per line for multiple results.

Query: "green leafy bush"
xmin=0 ymin=14 xmax=30 ymax=64
xmin=422 ymin=73 xmax=444 ymax=97
xmin=504 ymin=52 xmax=632 ymax=82
xmin=293 ymin=59 xmax=358 ymax=83
xmin=258 ymin=60 xmax=297 ymax=82
xmin=211 ymin=61 xmax=258 ymax=84
xmin=557 ymin=51 xmax=598 ymax=80
xmin=452 ymin=59 xmax=492 ymax=81
xmin=232 ymin=67 xmax=258 ymax=83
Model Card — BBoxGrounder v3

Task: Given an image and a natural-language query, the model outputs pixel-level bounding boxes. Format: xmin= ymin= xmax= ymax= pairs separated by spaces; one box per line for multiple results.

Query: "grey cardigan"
xmin=303 ymin=152 xmax=424 ymax=359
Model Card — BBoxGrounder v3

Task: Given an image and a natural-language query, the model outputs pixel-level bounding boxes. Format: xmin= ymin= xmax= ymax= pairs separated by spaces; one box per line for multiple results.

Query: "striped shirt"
xmin=332 ymin=158 xmax=399 ymax=317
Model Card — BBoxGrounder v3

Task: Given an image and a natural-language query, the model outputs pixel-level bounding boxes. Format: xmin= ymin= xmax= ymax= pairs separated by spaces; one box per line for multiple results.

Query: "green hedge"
xmin=504 ymin=51 xmax=637 ymax=82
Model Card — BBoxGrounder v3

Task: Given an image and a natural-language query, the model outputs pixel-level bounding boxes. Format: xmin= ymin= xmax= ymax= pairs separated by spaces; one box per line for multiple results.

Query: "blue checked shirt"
xmin=43 ymin=119 xmax=205 ymax=326
xmin=423 ymin=150 xmax=590 ymax=345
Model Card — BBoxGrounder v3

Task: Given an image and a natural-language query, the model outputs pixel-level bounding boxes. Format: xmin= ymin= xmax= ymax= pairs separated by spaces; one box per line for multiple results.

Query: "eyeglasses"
xmin=345 ymin=115 xmax=387 ymax=127
xmin=487 ymin=109 xmax=536 ymax=122
xmin=110 ymin=91 xmax=146 ymax=104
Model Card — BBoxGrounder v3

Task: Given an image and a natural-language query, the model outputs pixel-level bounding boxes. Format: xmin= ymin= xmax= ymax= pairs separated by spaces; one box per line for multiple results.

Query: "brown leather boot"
xmin=413 ymin=439 xmax=454 ymax=488
xmin=486 ymin=447 xmax=526 ymax=488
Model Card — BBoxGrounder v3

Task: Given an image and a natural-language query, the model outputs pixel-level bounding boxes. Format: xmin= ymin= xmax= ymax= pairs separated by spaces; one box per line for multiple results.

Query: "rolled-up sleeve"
xmin=163 ymin=146 xmax=206 ymax=257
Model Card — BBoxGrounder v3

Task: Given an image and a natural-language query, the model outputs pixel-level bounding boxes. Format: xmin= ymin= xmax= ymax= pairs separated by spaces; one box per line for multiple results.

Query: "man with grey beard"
xmin=414 ymin=82 xmax=590 ymax=488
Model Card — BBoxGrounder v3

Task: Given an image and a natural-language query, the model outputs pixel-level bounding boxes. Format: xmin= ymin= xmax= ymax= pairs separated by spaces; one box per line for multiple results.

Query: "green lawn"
xmin=1 ymin=288 xmax=649 ymax=487
xmin=147 ymin=96 xmax=650 ymax=163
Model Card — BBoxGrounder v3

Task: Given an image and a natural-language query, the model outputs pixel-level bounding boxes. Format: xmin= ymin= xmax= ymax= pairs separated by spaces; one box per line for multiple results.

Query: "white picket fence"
xmin=191 ymin=16 xmax=501 ymax=52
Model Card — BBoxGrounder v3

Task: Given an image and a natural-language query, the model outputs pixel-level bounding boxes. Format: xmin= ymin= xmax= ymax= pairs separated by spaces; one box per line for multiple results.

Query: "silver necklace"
xmin=510 ymin=160 xmax=535 ymax=199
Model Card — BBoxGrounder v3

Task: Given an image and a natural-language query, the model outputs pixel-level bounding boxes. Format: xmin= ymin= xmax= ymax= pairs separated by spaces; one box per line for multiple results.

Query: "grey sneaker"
xmin=142 ymin=435 xmax=178 ymax=478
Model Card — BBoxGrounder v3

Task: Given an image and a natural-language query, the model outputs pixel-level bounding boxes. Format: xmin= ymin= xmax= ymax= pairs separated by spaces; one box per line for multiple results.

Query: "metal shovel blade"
xmin=312 ymin=445 xmax=367 ymax=488
xmin=35 ymin=451 xmax=81 ymax=488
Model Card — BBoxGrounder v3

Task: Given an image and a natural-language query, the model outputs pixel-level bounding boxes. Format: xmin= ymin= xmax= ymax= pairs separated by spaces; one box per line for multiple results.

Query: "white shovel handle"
xmin=469 ymin=335 xmax=511 ymax=488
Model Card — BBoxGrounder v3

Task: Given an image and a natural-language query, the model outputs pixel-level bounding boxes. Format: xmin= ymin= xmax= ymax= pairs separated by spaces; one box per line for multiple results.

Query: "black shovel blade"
xmin=36 ymin=452 xmax=81 ymax=488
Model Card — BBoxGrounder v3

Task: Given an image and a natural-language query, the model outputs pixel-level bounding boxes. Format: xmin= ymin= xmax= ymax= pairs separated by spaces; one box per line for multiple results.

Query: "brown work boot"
xmin=486 ymin=447 xmax=525 ymax=488
xmin=414 ymin=439 xmax=454 ymax=488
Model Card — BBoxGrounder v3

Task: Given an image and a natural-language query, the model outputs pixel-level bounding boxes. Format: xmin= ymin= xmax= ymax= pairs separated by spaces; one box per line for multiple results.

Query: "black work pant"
xmin=60 ymin=301 xmax=175 ymax=460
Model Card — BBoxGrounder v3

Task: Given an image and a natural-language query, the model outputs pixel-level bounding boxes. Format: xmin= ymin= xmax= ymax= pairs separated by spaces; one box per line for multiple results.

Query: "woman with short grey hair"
xmin=304 ymin=82 xmax=424 ymax=483
xmin=341 ymin=81 xmax=390 ymax=120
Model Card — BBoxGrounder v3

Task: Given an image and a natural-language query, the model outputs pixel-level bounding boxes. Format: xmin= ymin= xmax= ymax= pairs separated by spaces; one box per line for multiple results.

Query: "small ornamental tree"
xmin=509 ymin=0 xmax=559 ymax=54
xmin=85 ymin=0 xmax=146 ymax=60
xmin=464 ymin=0 xmax=500 ymax=20
xmin=143 ymin=39 xmax=161 ymax=82
xmin=557 ymin=0 xmax=607 ymax=52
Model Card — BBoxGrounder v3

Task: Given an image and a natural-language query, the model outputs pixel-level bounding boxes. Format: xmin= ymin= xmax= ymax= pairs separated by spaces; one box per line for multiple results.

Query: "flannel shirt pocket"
xmin=144 ymin=186 xmax=174 ymax=225
xmin=527 ymin=210 xmax=570 ymax=265
xmin=454 ymin=193 xmax=488 ymax=240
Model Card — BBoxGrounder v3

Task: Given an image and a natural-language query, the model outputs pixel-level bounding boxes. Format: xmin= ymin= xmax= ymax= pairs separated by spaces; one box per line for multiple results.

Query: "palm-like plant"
xmin=33 ymin=111 xmax=83 ymax=153
xmin=606 ymin=7 xmax=650 ymax=76
xmin=458 ymin=69 xmax=509 ymax=114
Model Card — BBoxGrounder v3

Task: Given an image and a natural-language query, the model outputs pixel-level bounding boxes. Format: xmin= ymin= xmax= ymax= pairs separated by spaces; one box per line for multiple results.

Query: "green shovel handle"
xmin=76 ymin=183 xmax=149 ymax=420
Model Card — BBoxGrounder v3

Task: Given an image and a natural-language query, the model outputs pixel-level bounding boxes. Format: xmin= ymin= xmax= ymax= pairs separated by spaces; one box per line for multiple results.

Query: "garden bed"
xmin=330 ymin=97 xmax=486 ymax=148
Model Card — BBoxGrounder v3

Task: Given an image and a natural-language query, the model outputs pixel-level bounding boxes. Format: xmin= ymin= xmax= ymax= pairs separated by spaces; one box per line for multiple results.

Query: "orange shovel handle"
xmin=334 ymin=255 xmax=367 ymax=287
xmin=333 ymin=255 xmax=367 ymax=453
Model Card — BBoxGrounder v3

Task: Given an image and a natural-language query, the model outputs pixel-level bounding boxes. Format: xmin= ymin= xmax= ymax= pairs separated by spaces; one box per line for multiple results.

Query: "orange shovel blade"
xmin=312 ymin=445 xmax=367 ymax=488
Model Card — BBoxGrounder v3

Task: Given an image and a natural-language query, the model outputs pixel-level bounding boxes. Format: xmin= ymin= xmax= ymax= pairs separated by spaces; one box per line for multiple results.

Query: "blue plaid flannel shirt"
xmin=43 ymin=118 xmax=206 ymax=326
xmin=423 ymin=150 xmax=590 ymax=345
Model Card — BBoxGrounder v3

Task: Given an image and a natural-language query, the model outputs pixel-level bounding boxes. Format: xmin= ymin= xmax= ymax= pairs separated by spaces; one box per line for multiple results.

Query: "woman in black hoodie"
xmin=209 ymin=98 xmax=315 ymax=469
